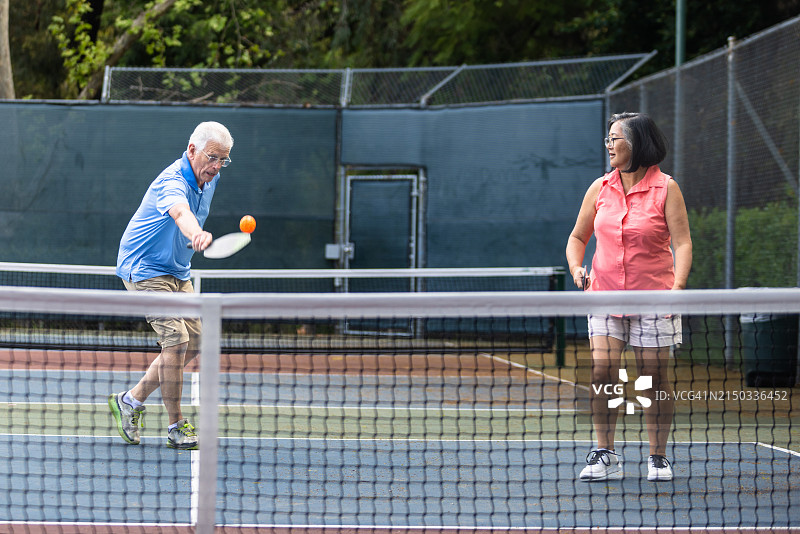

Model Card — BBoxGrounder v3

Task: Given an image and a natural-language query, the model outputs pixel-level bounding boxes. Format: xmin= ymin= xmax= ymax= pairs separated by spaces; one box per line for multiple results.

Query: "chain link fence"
xmin=102 ymin=54 xmax=653 ymax=107
xmin=609 ymin=15 xmax=800 ymax=289
xmin=102 ymin=16 xmax=800 ymax=289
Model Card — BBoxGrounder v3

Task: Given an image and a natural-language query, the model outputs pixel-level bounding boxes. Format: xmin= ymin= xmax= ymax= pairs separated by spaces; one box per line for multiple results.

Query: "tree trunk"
xmin=0 ymin=0 xmax=15 ymax=99
xmin=86 ymin=0 xmax=106 ymax=42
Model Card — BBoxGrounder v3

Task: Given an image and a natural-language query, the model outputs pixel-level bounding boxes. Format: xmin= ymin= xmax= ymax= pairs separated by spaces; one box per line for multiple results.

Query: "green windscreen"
xmin=341 ymin=101 xmax=604 ymax=268
xmin=2 ymin=100 xmax=603 ymax=272
xmin=0 ymin=104 xmax=337 ymax=269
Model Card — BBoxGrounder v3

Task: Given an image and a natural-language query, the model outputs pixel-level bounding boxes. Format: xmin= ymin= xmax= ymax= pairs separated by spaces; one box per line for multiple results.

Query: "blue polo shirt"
xmin=117 ymin=152 xmax=219 ymax=282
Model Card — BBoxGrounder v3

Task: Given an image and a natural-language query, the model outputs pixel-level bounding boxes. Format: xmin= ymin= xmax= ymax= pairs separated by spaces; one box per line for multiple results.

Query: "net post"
xmin=554 ymin=269 xmax=566 ymax=367
xmin=724 ymin=36 xmax=737 ymax=368
xmin=196 ymin=294 xmax=222 ymax=534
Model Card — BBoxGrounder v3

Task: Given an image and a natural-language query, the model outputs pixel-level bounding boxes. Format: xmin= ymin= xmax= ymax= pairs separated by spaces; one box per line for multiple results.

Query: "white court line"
xmin=756 ymin=441 xmax=800 ymax=457
xmin=0 ymin=401 xmax=578 ymax=414
xmin=204 ymin=524 xmax=800 ymax=532
xmin=0 ymin=433 xmax=601 ymax=442
xmin=479 ymin=352 xmax=590 ymax=391
xmin=189 ymin=371 xmax=200 ymax=525
xmin=8 ymin=399 xmax=800 ymax=424
xmin=5 ymin=433 xmax=792 ymax=448
xmin=190 ymin=449 xmax=199 ymax=524
xmin=190 ymin=371 xmax=200 ymax=406
xmin=0 ymin=359 xmax=591 ymax=390
xmin=1 ymin=522 xmax=796 ymax=532
xmin=217 ymin=403 xmax=574 ymax=413
xmin=0 ymin=522 xmax=194 ymax=529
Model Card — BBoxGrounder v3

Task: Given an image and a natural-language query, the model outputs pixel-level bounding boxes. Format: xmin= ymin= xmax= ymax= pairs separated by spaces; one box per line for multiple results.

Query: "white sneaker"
xmin=647 ymin=455 xmax=673 ymax=481
xmin=579 ymin=449 xmax=623 ymax=481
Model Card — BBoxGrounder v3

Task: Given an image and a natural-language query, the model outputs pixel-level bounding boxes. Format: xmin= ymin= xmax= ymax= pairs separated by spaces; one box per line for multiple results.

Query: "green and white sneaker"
xmin=108 ymin=392 xmax=145 ymax=445
xmin=167 ymin=419 xmax=199 ymax=450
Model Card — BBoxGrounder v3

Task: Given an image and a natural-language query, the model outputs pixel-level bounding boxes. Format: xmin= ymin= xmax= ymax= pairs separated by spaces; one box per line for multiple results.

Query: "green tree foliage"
xmin=48 ymin=0 xmax=110 ymax=97
xmin=8 ymin=0 xmax=65 ymax=98
xmin=400 ymin=0 xmax=603 ymax=66
xmin=49 ymin=0 xmax=182 ymax=98
xmin=327 ymin=0 xmax=407 ymax=67
xmin=7 ymin=0 xmax=800 ymax=99
xmin=686 ymin=207 xmax=726 ymax=288
xmin=115 ymin=0 xmax=341 ymax=69
xmin=688 ymin=202 xmax=798 ymax=289
xmin=564 ymin=0 xmax=800 ymax=76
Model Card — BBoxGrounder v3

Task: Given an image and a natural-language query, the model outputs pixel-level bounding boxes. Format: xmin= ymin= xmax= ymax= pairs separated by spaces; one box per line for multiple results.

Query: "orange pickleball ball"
xmin=239 ymin=215 xmax=256 ymax=234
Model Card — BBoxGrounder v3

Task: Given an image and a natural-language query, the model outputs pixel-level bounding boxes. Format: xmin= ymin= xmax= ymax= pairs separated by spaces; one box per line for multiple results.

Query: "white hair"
xmin=188 ymin=121 xmax=234 ymax=151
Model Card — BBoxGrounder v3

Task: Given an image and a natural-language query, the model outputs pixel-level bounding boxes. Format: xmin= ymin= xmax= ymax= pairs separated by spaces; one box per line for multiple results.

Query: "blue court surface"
xmin=0 ymin=367 xmax=797 ymax=530
xmin=0 ymin=435 xmax=797 ymax=529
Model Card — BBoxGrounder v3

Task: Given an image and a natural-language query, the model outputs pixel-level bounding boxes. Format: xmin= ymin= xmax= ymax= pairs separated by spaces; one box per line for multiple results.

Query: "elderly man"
xmin=109 ymin=121 xmax=234 ymax=450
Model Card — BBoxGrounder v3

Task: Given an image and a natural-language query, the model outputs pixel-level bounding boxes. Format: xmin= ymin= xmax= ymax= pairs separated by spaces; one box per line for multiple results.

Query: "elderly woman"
xmin=566 ymin=112 xmax=692 ymax=482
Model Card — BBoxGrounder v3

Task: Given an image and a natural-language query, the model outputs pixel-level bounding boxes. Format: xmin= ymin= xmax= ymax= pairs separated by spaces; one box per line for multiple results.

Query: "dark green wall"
xmin=1 ymin=100 xmax=604 ymax=272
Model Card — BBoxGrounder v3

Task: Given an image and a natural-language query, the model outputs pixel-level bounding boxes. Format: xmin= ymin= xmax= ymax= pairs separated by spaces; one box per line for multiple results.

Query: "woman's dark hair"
xmin=608 ymin=112 xmax=668 ymax=172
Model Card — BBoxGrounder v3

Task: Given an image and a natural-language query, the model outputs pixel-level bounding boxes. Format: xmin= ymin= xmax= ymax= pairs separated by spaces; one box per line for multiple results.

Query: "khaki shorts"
xmin=123 ymin=275 xmax=202 ymax=351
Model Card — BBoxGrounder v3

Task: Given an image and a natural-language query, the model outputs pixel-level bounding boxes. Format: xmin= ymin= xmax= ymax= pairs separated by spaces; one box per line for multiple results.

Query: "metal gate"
xmin=328 ymin=166 xmax=426 ymax=293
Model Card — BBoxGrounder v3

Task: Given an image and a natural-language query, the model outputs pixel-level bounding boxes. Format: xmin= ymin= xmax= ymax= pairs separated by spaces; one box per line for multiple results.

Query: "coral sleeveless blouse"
xmin=589 ymin=166 xmax=675 ymax=291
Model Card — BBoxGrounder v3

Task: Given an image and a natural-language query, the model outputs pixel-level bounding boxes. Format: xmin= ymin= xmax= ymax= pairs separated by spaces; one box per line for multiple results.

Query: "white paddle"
xmin=187 ymin=232 xmax=251 ymax=259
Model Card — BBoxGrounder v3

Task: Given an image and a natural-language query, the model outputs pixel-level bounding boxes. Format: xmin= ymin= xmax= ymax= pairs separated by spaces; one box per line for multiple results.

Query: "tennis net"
xmin=0 ymin=286 xmax=797 ymax=533
xmin=0 ymin=263 xmax=565 ymax=354
xmin=0 ymin=263 xmax=564 ymax=293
